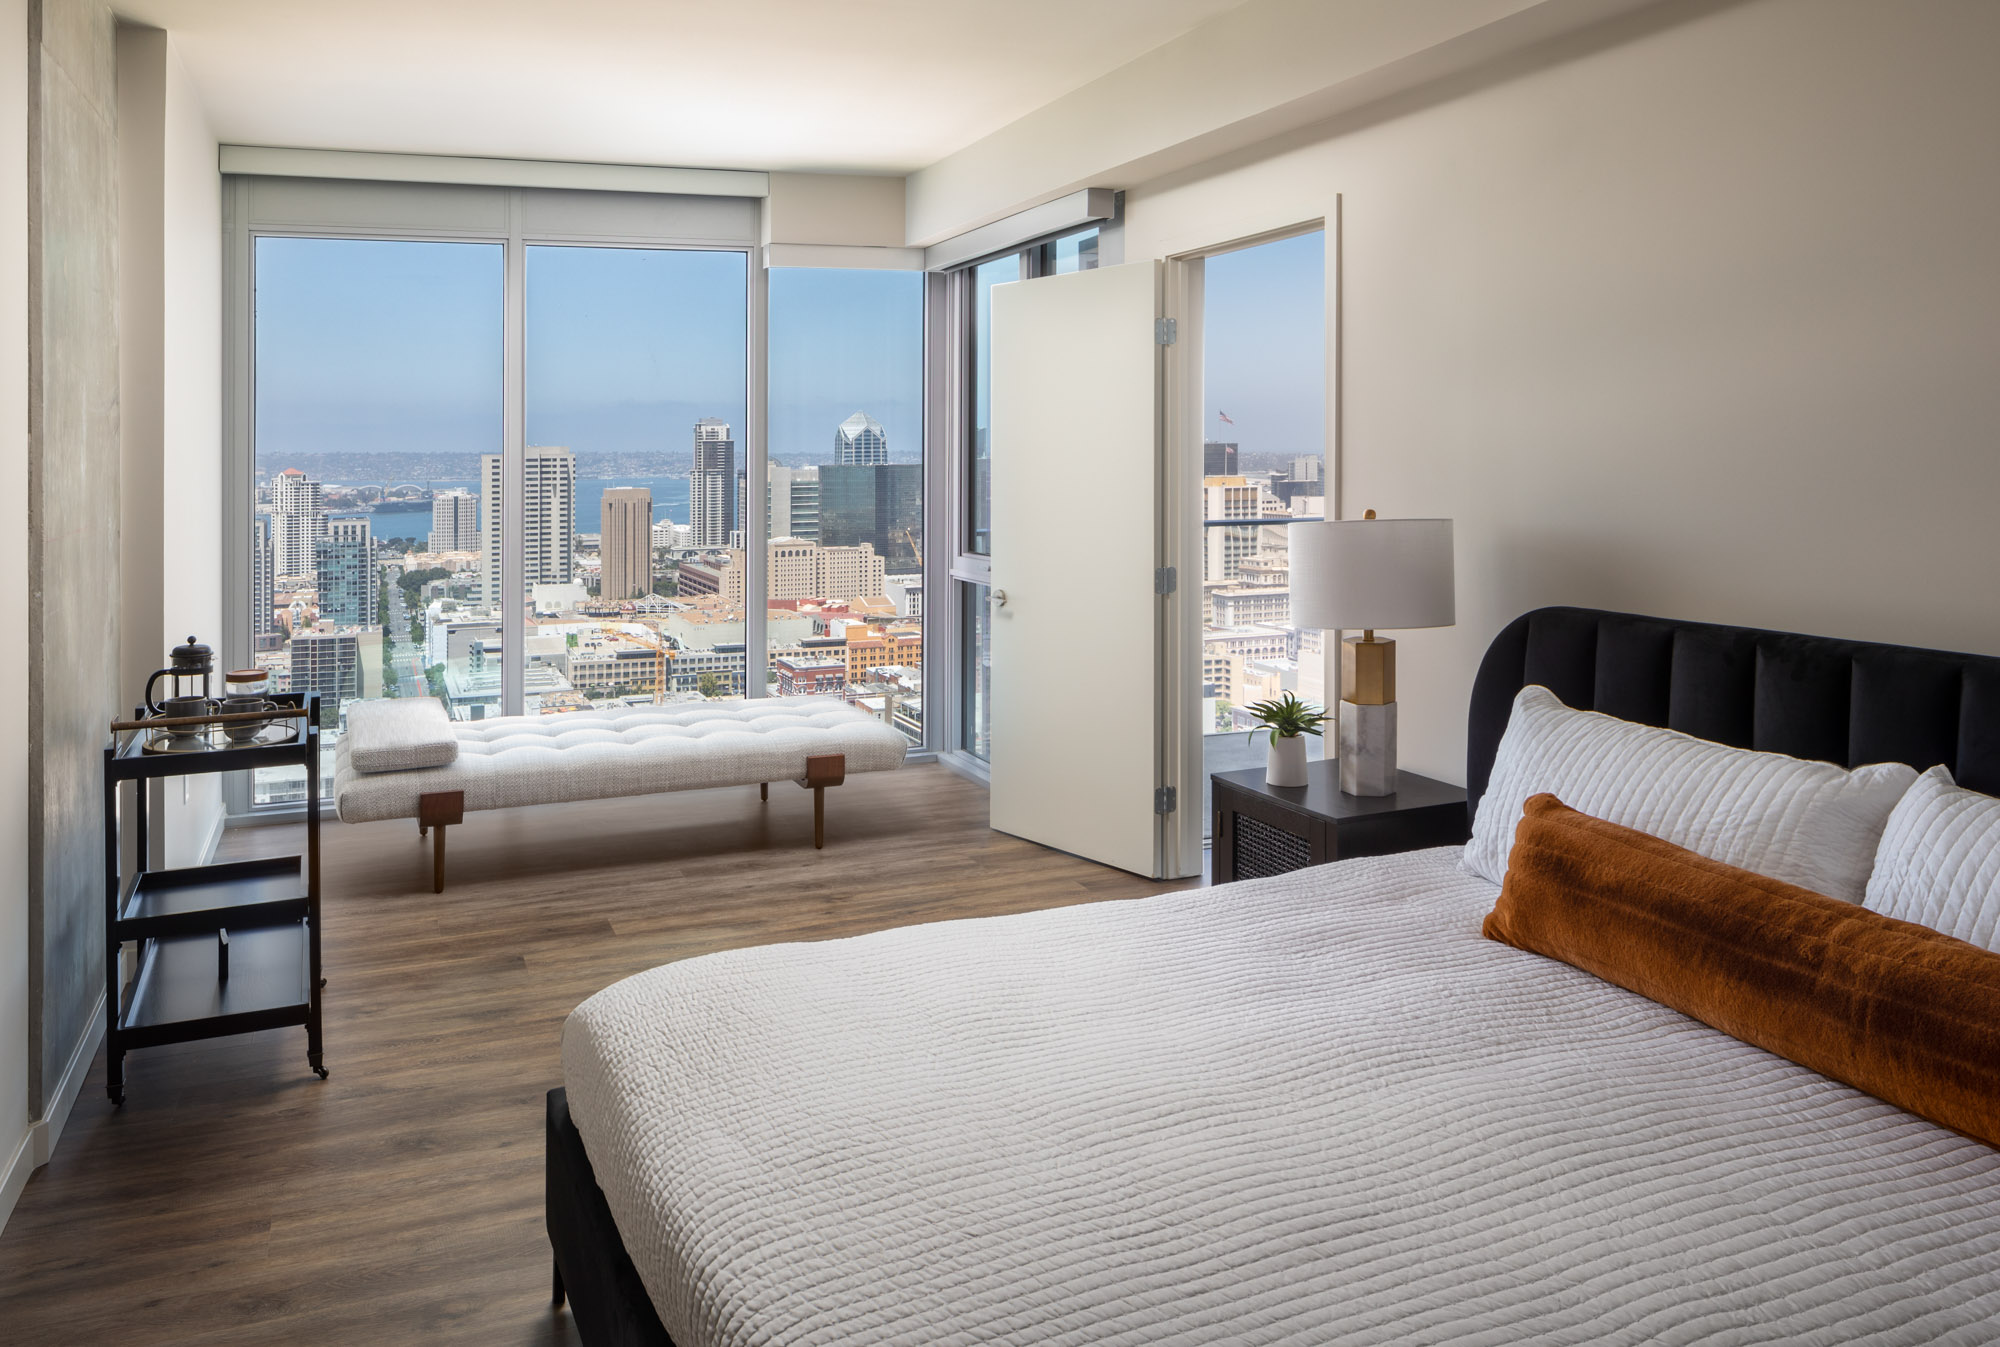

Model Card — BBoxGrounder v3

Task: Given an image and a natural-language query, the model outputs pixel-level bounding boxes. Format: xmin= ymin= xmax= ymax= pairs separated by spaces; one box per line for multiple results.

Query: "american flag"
xmin=1217 ymin=411 xmax=1234 ymax=425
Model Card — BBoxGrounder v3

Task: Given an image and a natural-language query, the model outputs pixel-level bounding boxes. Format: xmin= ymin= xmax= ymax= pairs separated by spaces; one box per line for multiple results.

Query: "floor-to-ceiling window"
xmin=526 ymin=245 xmax=749 ymax=705
xmin=228 ymin=176 xmax=762 ymax=813
xmin=766 ymin=267 xmax=925 ymax=740
xmin=249 ymin=237 xmax=502 ymax=803
xmin=1197 ymin=229 xmax=1328 ymax=823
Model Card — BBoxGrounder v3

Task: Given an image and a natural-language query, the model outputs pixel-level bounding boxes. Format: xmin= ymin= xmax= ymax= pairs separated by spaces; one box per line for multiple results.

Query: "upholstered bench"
xmin=333 ymin=697 xmax=908 ymax=892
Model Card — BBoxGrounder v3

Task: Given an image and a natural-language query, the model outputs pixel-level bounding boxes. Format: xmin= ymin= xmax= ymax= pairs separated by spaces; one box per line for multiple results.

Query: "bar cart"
xmin=101 ymin=692 xmax=326 ymax=1105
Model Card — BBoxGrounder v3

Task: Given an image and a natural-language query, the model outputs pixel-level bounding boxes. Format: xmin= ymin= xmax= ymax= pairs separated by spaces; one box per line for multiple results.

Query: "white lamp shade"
xmin=1290 ymin=517 xmax=1454 ymax=631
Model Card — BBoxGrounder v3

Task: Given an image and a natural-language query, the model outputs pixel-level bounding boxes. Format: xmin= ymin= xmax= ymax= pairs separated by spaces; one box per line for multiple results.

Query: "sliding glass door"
xmin=1198 ymin=230 xmax=1328 ymax=827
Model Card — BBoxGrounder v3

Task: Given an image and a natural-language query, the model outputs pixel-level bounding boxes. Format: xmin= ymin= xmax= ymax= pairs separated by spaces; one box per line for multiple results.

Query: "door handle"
xmin=990 ymin=589 xmax=1008 ymax=608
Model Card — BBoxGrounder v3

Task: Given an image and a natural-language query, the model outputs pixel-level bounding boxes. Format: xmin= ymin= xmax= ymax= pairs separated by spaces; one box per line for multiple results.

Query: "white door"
xmin=988 ymin=261 xmax=1166 ymax=876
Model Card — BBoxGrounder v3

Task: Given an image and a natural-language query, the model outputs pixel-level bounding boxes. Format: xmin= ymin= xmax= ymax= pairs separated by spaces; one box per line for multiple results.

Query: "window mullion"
xmin=501 ymin=192 xmax=527 ymax=717
xmin=745 ymin=258 xmax=769 ymax=697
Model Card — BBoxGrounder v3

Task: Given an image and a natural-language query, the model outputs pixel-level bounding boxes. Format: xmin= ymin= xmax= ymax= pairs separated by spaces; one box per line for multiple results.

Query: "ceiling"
xmin=119 ymin=0 xmax=1251 ymax=176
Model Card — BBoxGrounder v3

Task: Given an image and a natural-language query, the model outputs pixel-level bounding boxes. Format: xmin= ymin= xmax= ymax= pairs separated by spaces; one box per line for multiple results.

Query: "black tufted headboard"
xmin=1466 ymin=607 xmax=2000 ymax=825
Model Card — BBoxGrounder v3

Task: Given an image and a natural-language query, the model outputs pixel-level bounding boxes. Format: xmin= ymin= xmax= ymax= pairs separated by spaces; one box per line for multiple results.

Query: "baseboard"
xmin=0 ymin=1119 xmax=30 ymax=1237
xmin=30 ymin=991 xmax=105 ymax=1169
xmin=196 ymin=798 xmax=225 ymax=864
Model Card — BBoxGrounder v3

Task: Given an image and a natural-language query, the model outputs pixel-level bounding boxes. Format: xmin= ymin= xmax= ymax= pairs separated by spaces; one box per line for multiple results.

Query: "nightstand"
xmin=1210 ymin=761 xmax=1469 ymax=883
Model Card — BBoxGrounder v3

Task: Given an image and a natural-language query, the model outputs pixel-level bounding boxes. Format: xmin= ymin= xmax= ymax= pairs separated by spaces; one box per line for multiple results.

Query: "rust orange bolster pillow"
xmin=1484 ymin=793 xmax=2000 ymax=1149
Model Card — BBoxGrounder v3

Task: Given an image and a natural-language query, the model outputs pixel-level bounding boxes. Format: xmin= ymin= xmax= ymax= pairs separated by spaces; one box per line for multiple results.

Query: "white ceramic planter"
xmin=1265 ymin=731 xmax=1309 ymax=787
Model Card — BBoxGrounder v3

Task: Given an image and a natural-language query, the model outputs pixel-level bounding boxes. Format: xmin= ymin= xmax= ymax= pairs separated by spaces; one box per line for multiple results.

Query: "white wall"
xmin=0 ymin=0 xmax=32 ymax=1234
xmin=160 ymin=38 xmax=222 ymax=863
xmin=119 ymin=26 xmax=222 ymax=868
xmin=1120 ymin=0 xmax=2000 ymax=785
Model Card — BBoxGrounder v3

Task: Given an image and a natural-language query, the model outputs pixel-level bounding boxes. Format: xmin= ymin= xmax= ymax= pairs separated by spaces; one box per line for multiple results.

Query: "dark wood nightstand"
xmin=1210 ymin=761 xmax=1470 ymax=883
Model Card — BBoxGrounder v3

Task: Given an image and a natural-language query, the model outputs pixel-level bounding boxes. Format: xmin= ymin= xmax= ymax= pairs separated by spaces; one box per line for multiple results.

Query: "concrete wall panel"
xmin=27 ymin=0 xmax=118 ymax=1111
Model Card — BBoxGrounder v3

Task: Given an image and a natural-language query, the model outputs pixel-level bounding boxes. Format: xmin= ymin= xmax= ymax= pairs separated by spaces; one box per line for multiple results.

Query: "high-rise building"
xmin=819 ymin=463 xmax=922 ymax=569
xmin=290 ymin=627 xmax=361 ymax=724
xmin=768 ymin=465 xmax=820 ymax=542
xmin=252 ymin=511 xmax=276 ymax=637
xmin=1202 ymin=476 xmax=1261 ymax=583
xmin=480 ymin=446 xmax=577 ymax=601
xmin=1203 ymin=441 xmax=1239 ymax=476
xmin=1291 ymin=455 xmax=1321 ymax=483
xmin=316 ymin=515 xmax=375 ymax=626
xmin=600 ymin=486 xmax=653 ymax=599
xmin=270 ymin=468 xmax=327 ymax=577
xmin=690 ymin=419 xmax=736 ymax=547
xmin=834 ymin=411 xmax=889 ymax=465
xmin=429 ymin=489 xmax=479 ymax=552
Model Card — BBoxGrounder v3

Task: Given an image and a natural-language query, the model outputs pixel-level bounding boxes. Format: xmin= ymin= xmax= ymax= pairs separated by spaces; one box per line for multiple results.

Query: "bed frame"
xmin=547 ymin=605 xmax=2000 ymax=1346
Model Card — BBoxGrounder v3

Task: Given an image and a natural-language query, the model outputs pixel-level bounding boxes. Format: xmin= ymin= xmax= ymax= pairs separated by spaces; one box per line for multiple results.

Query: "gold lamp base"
xmin=1341 ymin=633 xmax=1395 ymax=706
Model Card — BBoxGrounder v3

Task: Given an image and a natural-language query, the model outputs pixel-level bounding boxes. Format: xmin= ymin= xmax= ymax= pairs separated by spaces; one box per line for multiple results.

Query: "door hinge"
xmin=1154 ymin=566 xmax=1177 ymax=596
xmin=1155 ymin=317 xmax=1177 ymax=345
xmin=1155 ymin=786 xmax=1177 ymax=815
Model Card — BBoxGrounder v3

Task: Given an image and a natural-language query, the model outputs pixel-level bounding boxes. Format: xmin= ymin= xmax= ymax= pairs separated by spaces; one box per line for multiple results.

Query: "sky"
xmin=252 ymin=228 xmax=1321 ymax=471
xmin=1202 ymin=229 xmax=1327 ymax=464
xmin=254 ymin=238 xmax=920 ymax=466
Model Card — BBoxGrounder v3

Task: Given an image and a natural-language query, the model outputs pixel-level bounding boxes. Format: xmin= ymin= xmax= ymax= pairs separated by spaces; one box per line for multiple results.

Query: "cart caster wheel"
xmin=108 ymin=1089 xmax=125 ymax=1107
xmin=314 ymin=1067 xmax=329 ymax=1080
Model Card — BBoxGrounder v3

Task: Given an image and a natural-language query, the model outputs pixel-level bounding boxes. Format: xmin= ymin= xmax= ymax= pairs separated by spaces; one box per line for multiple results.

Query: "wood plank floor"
xmin=0 ymin=766 xmax=1194 ymax=1346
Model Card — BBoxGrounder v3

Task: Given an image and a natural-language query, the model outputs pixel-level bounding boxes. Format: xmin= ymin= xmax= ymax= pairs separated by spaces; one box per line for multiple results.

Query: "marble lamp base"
xmin=1339 ymin=699 xmax=1398 ymax=796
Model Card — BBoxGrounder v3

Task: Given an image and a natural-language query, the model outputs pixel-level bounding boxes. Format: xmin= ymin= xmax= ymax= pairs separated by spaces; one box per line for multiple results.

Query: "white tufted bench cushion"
xmin=333 ymin=697 xmax=908 ymax=825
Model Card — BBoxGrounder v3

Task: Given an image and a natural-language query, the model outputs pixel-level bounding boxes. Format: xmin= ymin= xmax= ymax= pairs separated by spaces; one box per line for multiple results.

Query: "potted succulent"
xmin=1246 ymin=692 xmax=1328 ymax=788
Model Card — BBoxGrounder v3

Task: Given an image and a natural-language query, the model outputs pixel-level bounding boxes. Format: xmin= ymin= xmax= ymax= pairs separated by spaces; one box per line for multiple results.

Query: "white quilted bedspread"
xmin=562 ymin=848 xmax=2000 ymax=1346
xmin=334 ymin=698 xmax=906 ymax=822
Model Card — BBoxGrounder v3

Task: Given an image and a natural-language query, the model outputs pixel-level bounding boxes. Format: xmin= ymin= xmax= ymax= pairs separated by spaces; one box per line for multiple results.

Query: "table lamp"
xmin=1290 ymin=510 xmax=1455 ymax=796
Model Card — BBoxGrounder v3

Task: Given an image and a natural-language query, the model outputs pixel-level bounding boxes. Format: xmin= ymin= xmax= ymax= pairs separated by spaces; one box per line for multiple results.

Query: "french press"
xmin=144 ymin=636 xmax=216 ymax=718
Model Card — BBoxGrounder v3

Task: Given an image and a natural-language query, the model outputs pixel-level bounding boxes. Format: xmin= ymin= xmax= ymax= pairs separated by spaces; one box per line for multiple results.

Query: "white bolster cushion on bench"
xmin=346 ymin=697 xmax=461 ymax=774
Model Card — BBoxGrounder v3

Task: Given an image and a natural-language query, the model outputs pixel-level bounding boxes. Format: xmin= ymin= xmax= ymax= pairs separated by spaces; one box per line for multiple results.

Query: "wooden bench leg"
xmin=797 ymin=755 xmax=845 ymax=850
xmin=419 ymin=791 xmax=466 ymax=894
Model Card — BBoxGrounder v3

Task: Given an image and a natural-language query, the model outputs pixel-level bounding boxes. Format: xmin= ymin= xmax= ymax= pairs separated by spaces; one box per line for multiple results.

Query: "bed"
xmin=548 ymin=606 xmax=2000 ymax=1345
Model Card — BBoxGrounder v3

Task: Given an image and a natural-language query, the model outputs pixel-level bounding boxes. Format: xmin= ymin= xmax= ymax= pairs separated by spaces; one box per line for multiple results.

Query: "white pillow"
xmin=345 ymin=696 xmax=460 ymax=773
xmin=1863 ymin=765 xmax=2000 ymax=951
xmin=1464 ymin=685 xmax=1916 ymax=899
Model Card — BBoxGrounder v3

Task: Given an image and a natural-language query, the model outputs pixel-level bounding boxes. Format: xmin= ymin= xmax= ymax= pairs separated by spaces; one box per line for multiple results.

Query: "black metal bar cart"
xmin=101 ymin=692 xmax=326 ymax=1105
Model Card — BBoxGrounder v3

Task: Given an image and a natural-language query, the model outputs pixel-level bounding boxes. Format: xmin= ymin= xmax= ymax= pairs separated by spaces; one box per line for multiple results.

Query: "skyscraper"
xmin=271 ymin=468 xmax=327 ymax=578
xmin=316 ymin=515 xmax=375 ymax=626
xmin=1203 ymin=441 xmax=1239 ymax=476
xmin=768 ymin=464 xmax=820 ymax=542
xmin=429 ymin=489 xmax=478 ymax=552
xmin=819 ymin=463 xmax=922 ymax=569
xmin=689 ymin=419 xmax=736 ymax=547
xmin=252 ymin=511 xmax=276 ymax=637
xmin=600 ymin=486 xmax=653 ymax=599
xmin=480 ymin=446 xmax=577 ymax=601
xmin=833 ymin=411 xmax=889 ymax=465
xmin=290 ymin=628 xmax=361 ymax=725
